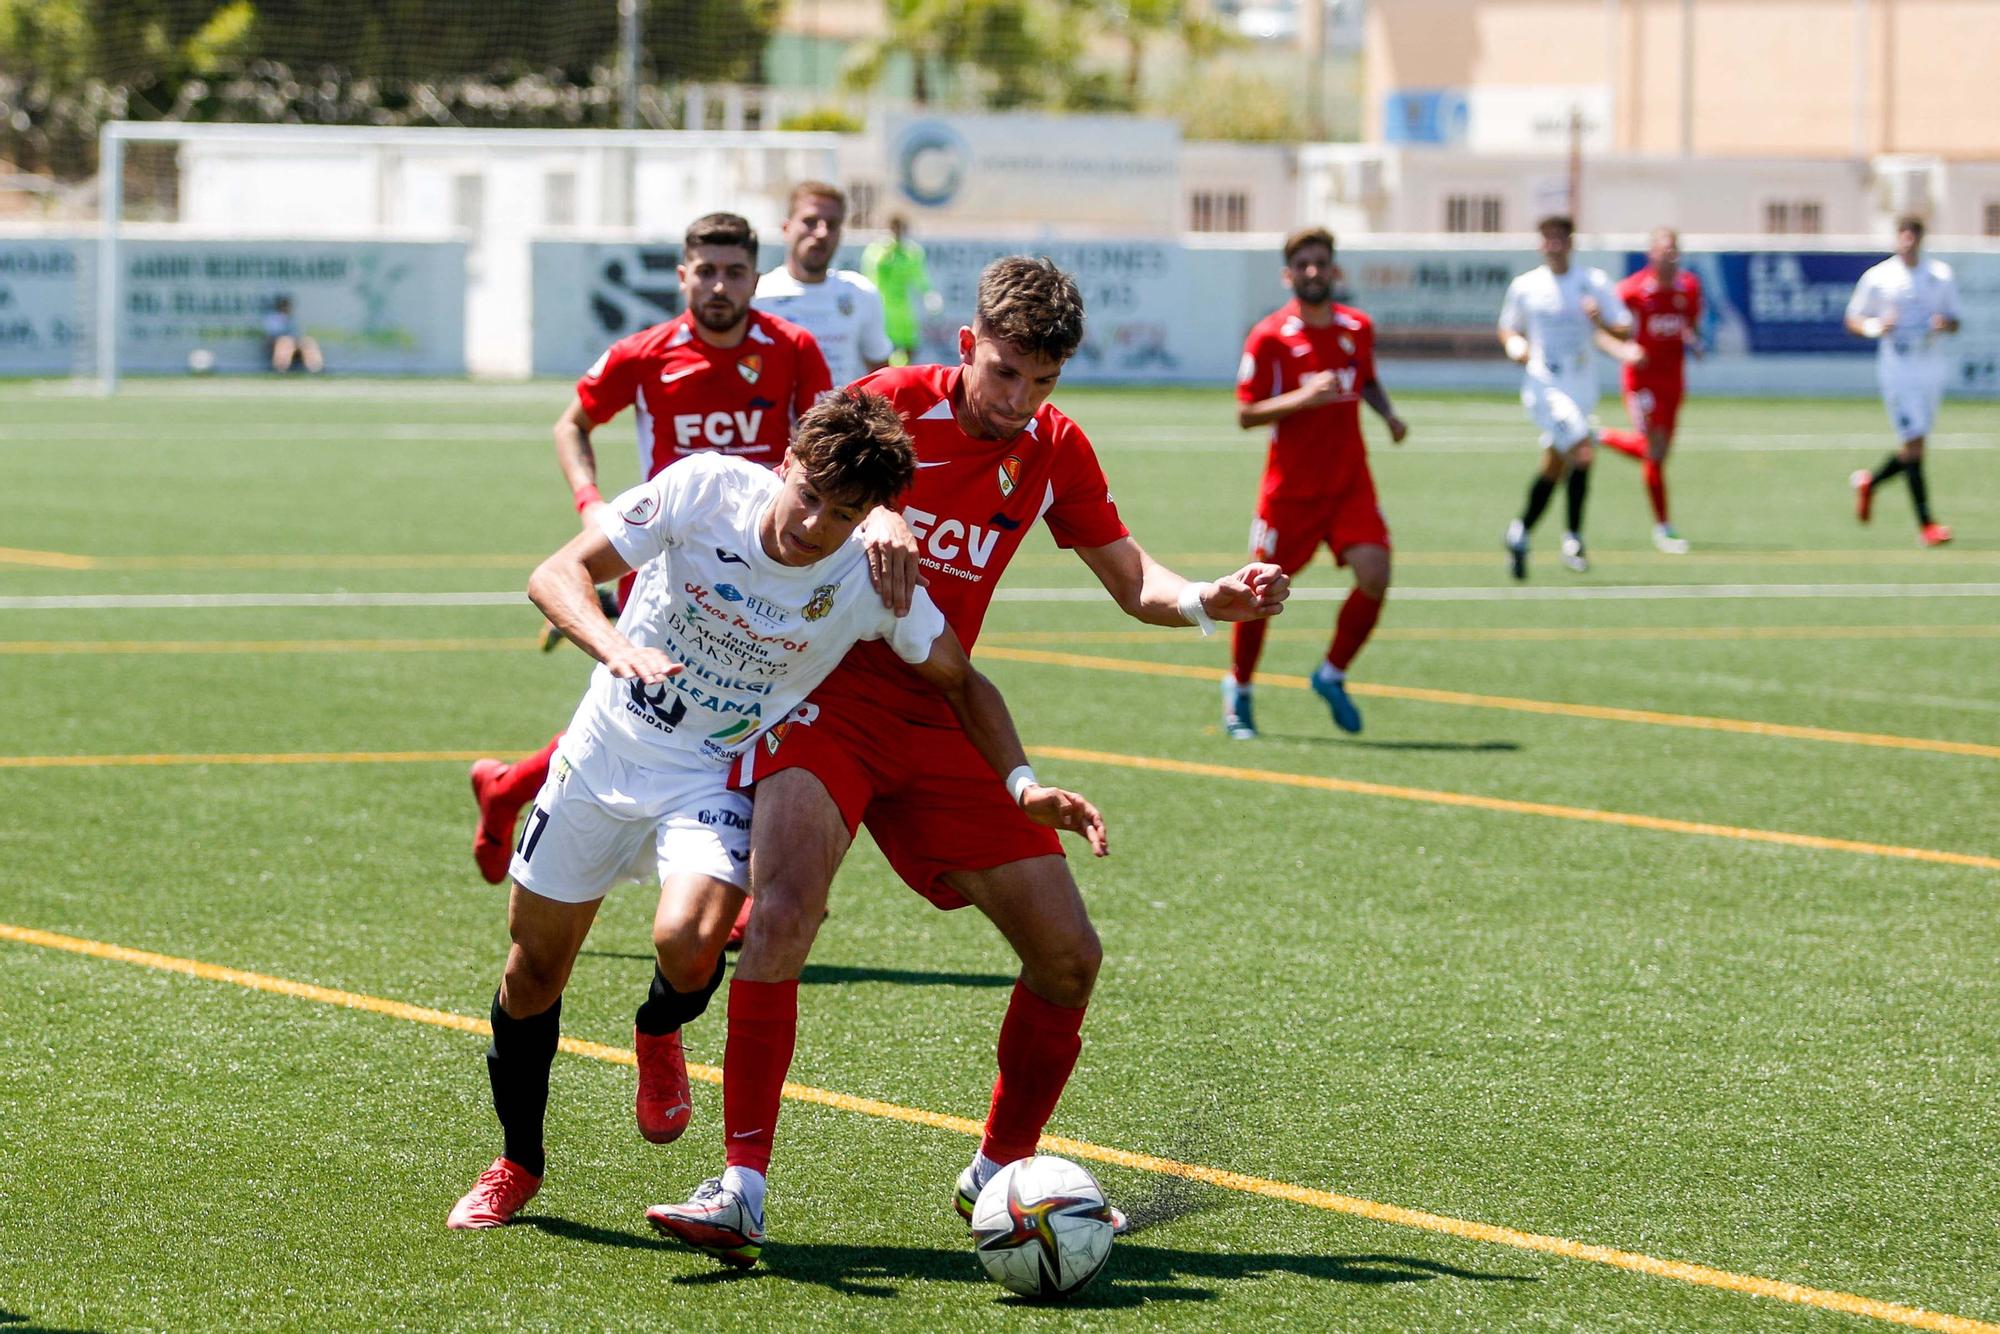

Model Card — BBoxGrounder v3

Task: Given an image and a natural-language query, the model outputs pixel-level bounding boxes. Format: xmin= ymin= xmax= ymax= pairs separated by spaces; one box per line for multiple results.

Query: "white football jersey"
xmin=754 ymin=267 xmax=892 ymax=388
xmin=1847 ymin=256 xmax=1960 ymax=367
xmin=572 ymin=453 xmax=946 ymax=768
xmin=1499 ymin=265 xmax=1629 ymax=384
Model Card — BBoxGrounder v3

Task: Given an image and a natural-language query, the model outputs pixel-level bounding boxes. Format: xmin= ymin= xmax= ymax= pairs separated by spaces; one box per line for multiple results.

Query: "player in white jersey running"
xmin=1846 ymin=216 xmax=1961 ymax=547
xmin=446 ymin=390 xmax=1106 ymax=1232
xmin=1497 ymin=215 xmax=1640 ymax=578
xmin=754 ymin=182 xmax=892 ymax=388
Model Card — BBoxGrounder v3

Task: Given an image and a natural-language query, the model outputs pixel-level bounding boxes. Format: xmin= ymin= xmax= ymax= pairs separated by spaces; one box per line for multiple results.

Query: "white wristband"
xmin=1177 ymin=581 xmax=1217 ymax=637
xmin=1503 ymin=333 xmax=1529 ymax=361
xmin=1861 ymin=317 xmax=1884 ymax=339
xmin=1005 ymin=765 xmax=1038 ymax=805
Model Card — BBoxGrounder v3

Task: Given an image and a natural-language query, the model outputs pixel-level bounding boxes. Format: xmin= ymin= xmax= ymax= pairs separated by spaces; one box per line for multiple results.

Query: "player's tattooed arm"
xmin=1359 ymin=380 xmax=1408 ymax=444
xmin=909 ymin=636 xmax=1109 ymax=856
xmin=1073 ymin=536 xmax=1290 ymax=628
xmin=528 ymin=529 xmax=680 ymax=684
xmin=553 ymin=398 xmax=608 ymax=527
xmin=859 ymin=507 xmax=923 ymax=616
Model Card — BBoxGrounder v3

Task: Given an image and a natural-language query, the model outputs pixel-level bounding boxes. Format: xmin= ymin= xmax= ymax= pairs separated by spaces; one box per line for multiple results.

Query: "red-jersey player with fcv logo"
xmin=1225 ymin=227 xmax=1408 ymax=741
xmin=645 ymin=257 xmax=1290 ymax=1268
xmin=1600 ymin=227 xmax=1702 ymax=554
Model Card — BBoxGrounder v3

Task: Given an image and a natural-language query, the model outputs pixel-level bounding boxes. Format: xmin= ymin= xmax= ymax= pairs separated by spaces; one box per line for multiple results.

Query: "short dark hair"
xmin=1283 ymin=227 xmax=1335 ymax=262
xmin=1537 ymin=215 xmax=1576 ymax=238
xmin=789 ymin=389 xmax=915 ymax=510
xmin=975 ymin=256 xmax=1085 ymax=364
xmin=685 ymin=212 xmax=758 ymax=263
xmin=788 ymin=181 xmax=846 ymax=214
xmin=1896 ymin=214 xmax=1927 ymax=239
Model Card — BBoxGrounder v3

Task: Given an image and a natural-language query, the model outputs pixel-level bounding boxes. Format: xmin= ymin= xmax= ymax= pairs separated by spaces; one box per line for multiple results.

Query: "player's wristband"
xmin=1860 ymin=318 xmax=1884 ymax=340
xmin=1503 ymin=334 xmax=1529 ymax=361
xmin=1177 ymin=581 xmax=1217 ymax=637
xmin=1005 ymin=765 xmax=1038 ymax=805
xmin=573 ymin=483 xmax=603 ymax=513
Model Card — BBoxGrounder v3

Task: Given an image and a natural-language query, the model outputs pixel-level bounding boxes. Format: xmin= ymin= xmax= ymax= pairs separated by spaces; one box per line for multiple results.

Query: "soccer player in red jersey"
xmin=1226 ymin=227 xmax=1408 ymax=740
xmin=646 ymin=258 xmax=1290 ymax=1264
xmin=1599 ymin=227 xmax=1702 ymax=554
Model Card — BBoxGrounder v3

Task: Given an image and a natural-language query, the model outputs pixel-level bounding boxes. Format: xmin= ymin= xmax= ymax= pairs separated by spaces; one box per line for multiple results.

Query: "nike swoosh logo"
xmin=661 ymin=366 xmax=700 ymax=383
xmin=915 ymin=461 xmax=951 ymax=468
xmin=730 ymin=1129 xmax=762 ymax=1139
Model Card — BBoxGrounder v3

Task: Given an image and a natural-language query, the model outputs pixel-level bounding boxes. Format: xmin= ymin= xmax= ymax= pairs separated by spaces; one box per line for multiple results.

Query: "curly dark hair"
xmin=789 ymin=389 xmax=915 ymax=510
xmin=975 ymin=256 xmax=1086 ymax=364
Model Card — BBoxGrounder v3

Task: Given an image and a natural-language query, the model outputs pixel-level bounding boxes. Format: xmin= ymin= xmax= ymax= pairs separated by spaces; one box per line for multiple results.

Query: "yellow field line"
xmin=0 ymin=637 xmax=527 ymax=656
xmin=2 ymin=744 xmax=1991 ymax=871
xmin=2 ymin=919 xmax=1992 ymax=1334
xmin=93 ymin=553 xmax=540 ymax=571
xmin=978 ymin=647 xmax=2000 ymax=761
xmin=0 ymin=545 xmax=97 ymax=570
xmin=984 ymin=625 xmax=2000 ymax=646
xmin=1029 ymin=745 xmax=2000 ymax=872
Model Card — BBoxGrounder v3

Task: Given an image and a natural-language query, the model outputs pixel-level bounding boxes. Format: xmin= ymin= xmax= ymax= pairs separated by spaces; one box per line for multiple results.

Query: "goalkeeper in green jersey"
xmin=861 ymin=215 xmax=938 ymax=365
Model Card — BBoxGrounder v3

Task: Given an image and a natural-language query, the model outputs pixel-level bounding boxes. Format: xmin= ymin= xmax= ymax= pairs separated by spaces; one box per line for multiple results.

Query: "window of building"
xmin=544 ymin=171 xmax=576 ymax=228
xmin=452 ymin=173 xmax=485 ymax=231
xmin=1984 ymin=201 xmax=2000 ymax=237
xmin=1444 ymin=193 xmax=1504 ymax=233
xmin=847 ymin=181 xmax=880 ymax=230
xmin=1189 ymin=190 xmax=1249 ymax=233
xmin=1763 ymin=199 xmax=1823 ymax=235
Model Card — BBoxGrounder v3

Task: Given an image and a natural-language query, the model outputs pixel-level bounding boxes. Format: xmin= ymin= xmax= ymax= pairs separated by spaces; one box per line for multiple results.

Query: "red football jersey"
xmin=1236 ymin=301 xmax=1378 ymax=505
xmin=1616 ymin=267 xmax=1702 ymax=380
xmin=825 ymin=363 xmax=1129 ymax=715
xmin=575 ymin=309 xmax=832 ymax=481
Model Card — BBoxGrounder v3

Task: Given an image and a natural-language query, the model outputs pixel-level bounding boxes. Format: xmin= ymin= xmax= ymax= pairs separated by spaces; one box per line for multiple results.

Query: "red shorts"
xmin=1621 ymin=377 xmax=1684 ymax=437
xmin=733 ymin=672 xmax=1061 ymax=910
xmin=1249 ymin=476 xmax=1391 ymax=575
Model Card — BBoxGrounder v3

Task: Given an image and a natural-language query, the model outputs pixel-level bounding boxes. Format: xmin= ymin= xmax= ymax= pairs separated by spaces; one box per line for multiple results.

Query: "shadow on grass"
xmin=571 ymin=953 xmax=1014 ymax=989
xmin=519 ymin=1215 xmax=677 ymax=1251
xmin=0 ymin=1310 xmax=110 ymax=1334
xmin=1269 ymin=736 xmax=1523 ymax=753
xmin=665 ymin=1242 xmax=1536 ymax=1305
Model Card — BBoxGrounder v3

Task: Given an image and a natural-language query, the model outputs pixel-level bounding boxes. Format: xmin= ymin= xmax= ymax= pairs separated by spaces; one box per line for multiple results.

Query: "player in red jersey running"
xmin=645 ymin=258 xmax=1290 ymax=1265
xmin=1599 ymin=227 xmax=1702 ymax=554
xmin=1225 ymin=227 xmax=1408 ymax=740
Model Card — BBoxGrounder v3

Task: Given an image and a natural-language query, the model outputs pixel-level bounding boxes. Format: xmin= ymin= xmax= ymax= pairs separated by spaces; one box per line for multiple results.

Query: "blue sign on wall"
xmin=1626 ymin=250 xmax=1876 ymax=355
xmin=1381 ymin=89 xmax=1469 ymax=146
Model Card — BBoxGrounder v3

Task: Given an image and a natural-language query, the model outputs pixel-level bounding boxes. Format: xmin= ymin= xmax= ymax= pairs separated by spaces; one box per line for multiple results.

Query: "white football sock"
xmin=970 ymin=1152 xmax=1007 ymax=1191
xmin=1315 ymin=662 xmax=1344 ymax=684
xmin=722 ymin=1165 xmax=767 ymax=1219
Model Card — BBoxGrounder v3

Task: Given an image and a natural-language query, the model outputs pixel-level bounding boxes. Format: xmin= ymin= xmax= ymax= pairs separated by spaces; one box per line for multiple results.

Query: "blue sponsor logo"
xmin=715 ymin=583 xmax=745 ymax=602
xmin=895 ymin=120 xmax=972 ymax=208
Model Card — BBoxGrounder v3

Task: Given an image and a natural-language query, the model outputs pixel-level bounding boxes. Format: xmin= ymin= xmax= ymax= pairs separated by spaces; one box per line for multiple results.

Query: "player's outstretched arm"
xmin=527 ymin=529 xmax=679 ymax=684
xmin=1238 ymin=370 xmax=1340 ymax=430
xmin=1073 ymin=536 xmax=1289 ymax=632
xmin=554 ymin=398 xmax=609 ymax=529
xmin=907 ymin=634 xmax=1108 ymax=856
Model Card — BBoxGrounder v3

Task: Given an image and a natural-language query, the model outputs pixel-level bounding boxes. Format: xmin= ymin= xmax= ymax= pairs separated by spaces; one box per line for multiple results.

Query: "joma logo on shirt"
xmin=904 ymin=505 xmax=1002 ymax=569
xmin=673 ymin=410 xmax=766 ymax=448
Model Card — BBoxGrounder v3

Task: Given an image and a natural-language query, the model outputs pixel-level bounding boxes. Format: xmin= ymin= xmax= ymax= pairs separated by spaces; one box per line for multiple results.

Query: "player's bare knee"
xmin=747 ymin=887 xmax=823 ymax=954
xmin=1034 ymin=928 xmax=1102 ymax=1006
xmin=499 ymin=947 xmax=570 ymax=1016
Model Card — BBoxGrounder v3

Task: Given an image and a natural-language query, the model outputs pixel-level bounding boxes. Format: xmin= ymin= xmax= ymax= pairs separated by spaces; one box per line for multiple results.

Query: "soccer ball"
xmin=969 ymin=1155 xmax=1115 ymax=1299
xmin=187 ymin=348 xmax=216 ymax=374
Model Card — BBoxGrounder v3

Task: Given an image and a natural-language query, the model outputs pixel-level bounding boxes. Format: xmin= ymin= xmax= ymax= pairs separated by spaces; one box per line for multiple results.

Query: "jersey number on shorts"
xmin=517 ymin=805 xmax=551 ymax=862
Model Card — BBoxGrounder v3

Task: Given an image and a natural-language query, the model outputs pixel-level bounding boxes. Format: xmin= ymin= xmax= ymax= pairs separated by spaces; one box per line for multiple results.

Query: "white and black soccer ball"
xmin=187 ymin=348 xmax=216 ymax=375
xmin=969 ymin=1155 xmax=1115 ymax=1299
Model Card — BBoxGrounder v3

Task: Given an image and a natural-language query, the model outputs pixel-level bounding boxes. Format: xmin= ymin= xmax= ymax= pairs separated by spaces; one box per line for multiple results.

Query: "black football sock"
xmin=487 ymin=991 xmax=561 ymax=1178
xmin=1521 ymin=475 xmax=1557 ymax=530
xmin=1905 ymin=459 xmax=1933 ymax=524
xmin=1565 ymin=465 xmax=1591 ymax=534
xmin=635 ymin=954 xmax=727 ymax=1037
xmin=1871 ymin=454 xmax=1907 ymax=488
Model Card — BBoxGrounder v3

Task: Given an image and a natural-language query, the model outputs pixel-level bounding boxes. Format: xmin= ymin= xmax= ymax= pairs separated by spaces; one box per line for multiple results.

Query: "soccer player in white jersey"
xmin=754 ymin=182 xmax=892 ymax=388
xmin=1846 ymin=216 xmax=1961 ymax=547
xmin=1497 ymin=215 xmax=1640 ymax=578
xmin=446 ymin=390 xmax=1106 ymax=1232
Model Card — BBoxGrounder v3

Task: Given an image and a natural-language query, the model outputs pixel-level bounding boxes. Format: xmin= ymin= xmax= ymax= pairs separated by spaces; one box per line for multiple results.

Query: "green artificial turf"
xmin=1 ymin=378 xmax=1995 ymax=1331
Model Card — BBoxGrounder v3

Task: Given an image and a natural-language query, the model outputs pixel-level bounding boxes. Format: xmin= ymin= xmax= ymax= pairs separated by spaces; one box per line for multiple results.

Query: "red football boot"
xmin=1850 ymin=469 xmax=1874 ymax=524
xmin=469 ymin=759 xmax=518 ymax=885
xmin=446 ymin=1156 xmax=542 ymax=1229
xmin=635 ymin=1028 xmax=692 ymax=1144
xmin=1920 ymin=522 xmax=1953 ymax=548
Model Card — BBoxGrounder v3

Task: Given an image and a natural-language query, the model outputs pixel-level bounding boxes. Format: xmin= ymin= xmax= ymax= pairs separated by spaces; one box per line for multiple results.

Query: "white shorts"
xmin=508 ymin=728 xmax=751 ymax=905
xmin=1881 ymin=373 xmax=1945 ymax=443
xmin=1522 ymin=376 xmax=1597 ymax=453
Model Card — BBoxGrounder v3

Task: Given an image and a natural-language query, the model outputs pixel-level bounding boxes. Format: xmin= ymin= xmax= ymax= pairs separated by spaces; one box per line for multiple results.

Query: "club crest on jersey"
xmin=803 ymin=582 xmax=840 ymax=621
xmin=1338 ymin=334 xmax=1355 ymax=355
xmin=996 ymin=455 xmax=1022 ymax=497
xmin=838 ymin=294 xmax=854 ymax=316
xmin=623 ymin=493 xmax=660 ymax=524
xmin=737 ymin=354 xmax=763 ymax=385
xmin=763 ymin=720 xmax=793 ymax=755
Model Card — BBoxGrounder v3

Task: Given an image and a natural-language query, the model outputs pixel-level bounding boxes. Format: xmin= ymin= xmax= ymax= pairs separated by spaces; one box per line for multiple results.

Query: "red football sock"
xmin=1600 ymin=428 xmax=1647 ymax=460
xmin=1328 ymin=588 xmax=1383 ymax=672
xmin=980 ymin=982 xmax=1087 ymax=1165
xmin=722 ymin=978 xmax=799 ymax=1175
xmin=1641 ymin=458 xmax=1669 ymax=524
xmin=1230 ymin=617 xmax=1268 ymax=687
xmin=495 ymin=735 xmax=560 ymax=810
